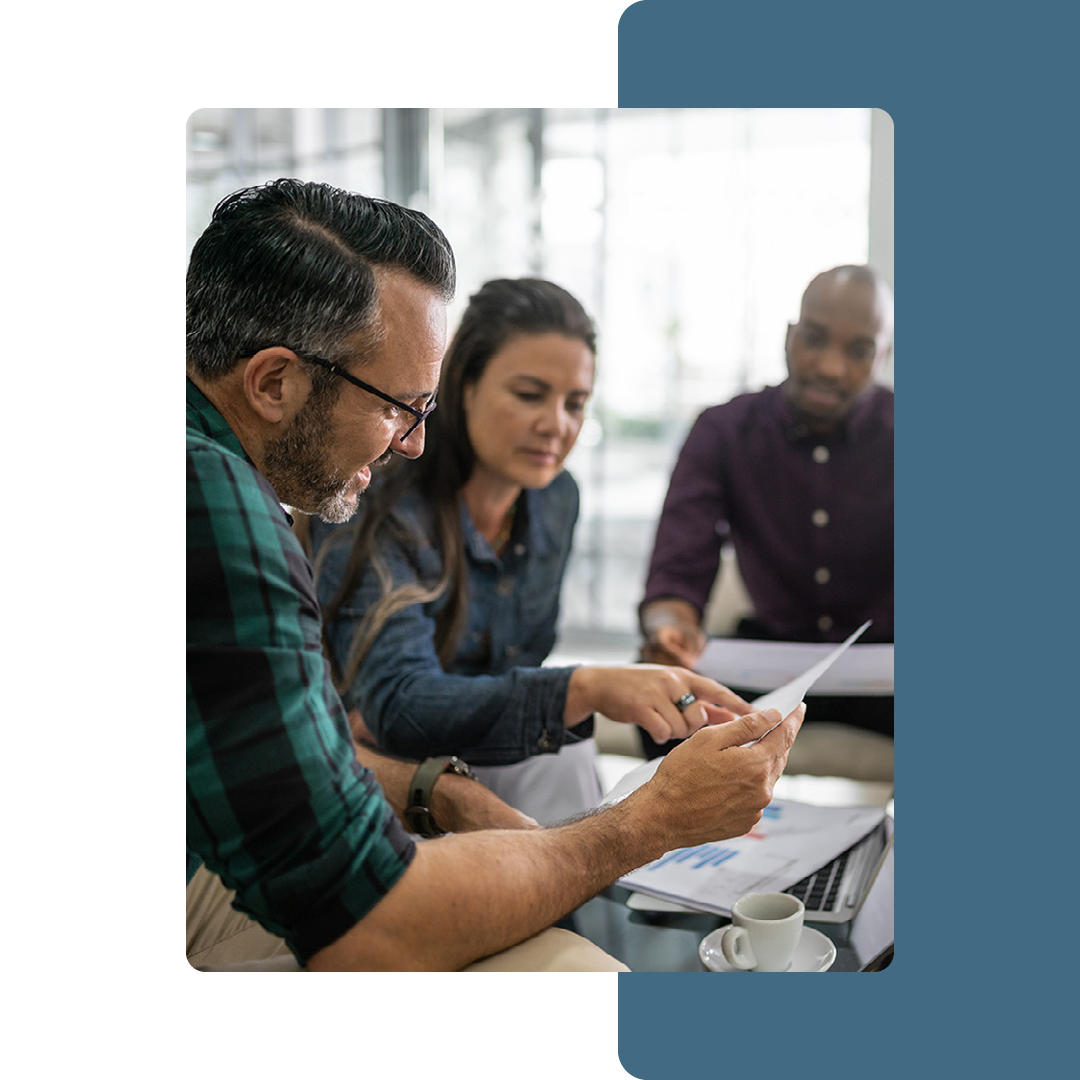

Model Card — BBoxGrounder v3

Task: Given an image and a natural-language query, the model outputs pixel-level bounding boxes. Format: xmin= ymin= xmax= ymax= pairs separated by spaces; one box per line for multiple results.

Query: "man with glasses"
xmin=187 ymin=178 xmax=804 ymax=971
xmin=304 ymin=353 xmax=438 ymax=441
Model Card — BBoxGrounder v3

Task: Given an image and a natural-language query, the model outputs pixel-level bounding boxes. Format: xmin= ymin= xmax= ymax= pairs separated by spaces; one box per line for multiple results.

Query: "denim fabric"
xmin=312 ymin=470 xmax=590 ymax=766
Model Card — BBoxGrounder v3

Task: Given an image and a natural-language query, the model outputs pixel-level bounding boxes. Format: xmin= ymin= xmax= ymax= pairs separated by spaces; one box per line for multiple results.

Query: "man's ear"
xmin=241 ymin=348 xmax=310 ymax=425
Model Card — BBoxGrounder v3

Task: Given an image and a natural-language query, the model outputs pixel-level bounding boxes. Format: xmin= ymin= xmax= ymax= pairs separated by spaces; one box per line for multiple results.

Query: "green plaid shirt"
xmin=187 ymin=379 xmax=415 ymax=963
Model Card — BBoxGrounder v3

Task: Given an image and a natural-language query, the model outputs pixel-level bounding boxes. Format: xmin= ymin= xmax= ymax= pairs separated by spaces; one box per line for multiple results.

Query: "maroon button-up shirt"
xmin=642 ymin=383 xmax=893 ymax=644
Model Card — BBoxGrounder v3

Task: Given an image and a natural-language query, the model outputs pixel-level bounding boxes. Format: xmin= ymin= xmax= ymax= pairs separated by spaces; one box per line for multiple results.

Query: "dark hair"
xmin=186 ymin=178 xmax=456 ymax=379
xmin=317 ymin=278 xmax=596 ymax=683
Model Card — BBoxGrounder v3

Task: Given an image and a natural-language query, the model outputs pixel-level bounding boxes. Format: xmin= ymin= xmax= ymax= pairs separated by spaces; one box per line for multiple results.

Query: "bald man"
xmin=639 ymin=265 xmax=894 ymax=745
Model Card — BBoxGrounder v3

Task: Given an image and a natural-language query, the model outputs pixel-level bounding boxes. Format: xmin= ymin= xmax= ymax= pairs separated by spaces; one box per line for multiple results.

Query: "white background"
xmin=5 ymin=3 xmax=634 ymax=1079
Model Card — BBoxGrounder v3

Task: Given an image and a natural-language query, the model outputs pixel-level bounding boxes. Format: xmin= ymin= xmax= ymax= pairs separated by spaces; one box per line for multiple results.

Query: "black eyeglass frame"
xmin=301 ymin=353 xmax=437 ymax=442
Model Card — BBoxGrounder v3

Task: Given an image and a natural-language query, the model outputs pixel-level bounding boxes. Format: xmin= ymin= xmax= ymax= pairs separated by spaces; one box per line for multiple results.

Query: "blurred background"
xmin=186 ymin=107 xmax=893 ymax=655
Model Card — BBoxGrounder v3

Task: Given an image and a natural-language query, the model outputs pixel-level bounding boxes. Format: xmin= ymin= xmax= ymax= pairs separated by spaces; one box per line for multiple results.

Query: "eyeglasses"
xmin=302 ymin=353 xmax=437 ymax=442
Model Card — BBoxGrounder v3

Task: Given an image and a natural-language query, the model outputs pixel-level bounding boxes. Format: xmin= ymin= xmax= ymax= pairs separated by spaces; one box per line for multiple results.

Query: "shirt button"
xmin=813 ymin=445 xmax=830 ymax=464
xmin=812 ymin=509 xmax=829 ymax=528
xmin=505 ymin=645 xmax=520 ymax=658
xmin=814 ymin=567 xmax=831 ymax=585
xmin=537 ymin=730 xmax=555 ymax=751
xmin=513 ymin=542 xmax=526 ymax=556
xmin=496 ymin=577 xmax=514 ymax=597
xmin=818 ymin=615 xmax=834 ymax=632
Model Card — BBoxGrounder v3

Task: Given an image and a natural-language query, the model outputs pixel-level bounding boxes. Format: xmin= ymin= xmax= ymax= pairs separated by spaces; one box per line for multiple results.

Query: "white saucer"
xmin=699 ymin=925 xmax=837 ymax=972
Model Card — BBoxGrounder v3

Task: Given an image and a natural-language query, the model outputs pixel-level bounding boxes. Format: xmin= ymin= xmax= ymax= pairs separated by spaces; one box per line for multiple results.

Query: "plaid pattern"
xmin=186 ymin=379 xmax=414 ymax=963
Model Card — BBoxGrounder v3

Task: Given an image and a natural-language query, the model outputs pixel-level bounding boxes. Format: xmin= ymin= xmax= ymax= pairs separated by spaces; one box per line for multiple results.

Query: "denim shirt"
xmin=311 ymin=470 xmax=589 ymax=766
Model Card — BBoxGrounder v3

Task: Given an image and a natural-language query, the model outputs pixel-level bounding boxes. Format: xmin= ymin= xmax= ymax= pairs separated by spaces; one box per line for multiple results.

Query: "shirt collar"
xmin=186 ymin=377 xmax=251 ymax=463
xmin=186 ymin=377 xmax=294 ymax=526
xmin=775 ymin=380 xmax=882 ymax=445
xmin=461 ymin=488 xmax=556 ymax=565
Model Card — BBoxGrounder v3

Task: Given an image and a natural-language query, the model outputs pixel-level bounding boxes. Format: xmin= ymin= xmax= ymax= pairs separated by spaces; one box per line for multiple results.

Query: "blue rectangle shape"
xmin=618 ymin=0 xmax=1071 ymax=1077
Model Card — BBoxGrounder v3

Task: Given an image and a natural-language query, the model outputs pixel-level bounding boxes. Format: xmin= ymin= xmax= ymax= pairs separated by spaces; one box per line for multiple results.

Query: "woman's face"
xmin=462 ymin=332 xmax=595 ymax=491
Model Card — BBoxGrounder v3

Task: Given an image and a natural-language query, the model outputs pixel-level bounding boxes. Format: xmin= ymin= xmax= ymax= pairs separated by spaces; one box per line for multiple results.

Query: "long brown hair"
xmin=317 ymin=277 xmax=597 ymax=690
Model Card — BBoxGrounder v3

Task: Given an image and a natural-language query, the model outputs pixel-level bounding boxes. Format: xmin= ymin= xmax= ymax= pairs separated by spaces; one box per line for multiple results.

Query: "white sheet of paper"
xmin=697 ymin=632 xmax=892 ymax=696
xmin=599 ymin=621 xmax=873 ymax=806
xmin=596 ymin=621 xmax=883 ymax=915
xmin=739 ymin=620 xmax=870 ymax=743
xmin=616 ymin=798 xmax=885 ymax=916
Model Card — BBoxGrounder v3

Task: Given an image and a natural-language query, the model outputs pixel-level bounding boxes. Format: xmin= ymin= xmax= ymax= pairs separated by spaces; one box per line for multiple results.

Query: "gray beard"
xmin=262 ymin=396 xmax=358 ymax=524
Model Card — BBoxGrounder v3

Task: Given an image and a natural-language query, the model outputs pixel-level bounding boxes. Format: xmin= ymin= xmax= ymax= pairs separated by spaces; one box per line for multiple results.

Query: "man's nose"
xmin=395 ymin=423 xmax=426 ymax=459
xmin=815 ymin=345 xmax=848 ymax=380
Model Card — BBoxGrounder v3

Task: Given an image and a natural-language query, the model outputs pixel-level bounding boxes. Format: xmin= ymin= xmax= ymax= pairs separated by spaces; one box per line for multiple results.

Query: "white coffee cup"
xmin=720 ymin=892 xmax=805 ymax=972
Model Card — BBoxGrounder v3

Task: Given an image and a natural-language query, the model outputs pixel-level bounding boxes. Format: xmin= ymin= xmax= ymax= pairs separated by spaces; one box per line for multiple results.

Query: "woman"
xmin=312 ymin=278 xmax=750 ymax=824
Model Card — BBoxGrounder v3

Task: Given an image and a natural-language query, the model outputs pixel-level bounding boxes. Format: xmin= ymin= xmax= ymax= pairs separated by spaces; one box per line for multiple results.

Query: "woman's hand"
xmin=565 ymin=664 xmax=752 ymax=744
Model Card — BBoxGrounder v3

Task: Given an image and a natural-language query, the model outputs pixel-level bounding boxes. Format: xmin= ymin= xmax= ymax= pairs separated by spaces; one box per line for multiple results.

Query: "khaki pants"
xmin=187 ymin=864 xmax=629 ymax=972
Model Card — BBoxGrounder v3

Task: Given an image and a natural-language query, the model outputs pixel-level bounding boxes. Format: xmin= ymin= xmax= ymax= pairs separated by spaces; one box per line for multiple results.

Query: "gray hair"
xmin=186 ymin=178 xmax=456 ymax=380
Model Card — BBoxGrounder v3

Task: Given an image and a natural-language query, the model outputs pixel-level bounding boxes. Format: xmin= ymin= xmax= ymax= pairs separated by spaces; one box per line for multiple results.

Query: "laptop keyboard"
xmin=785 ymin=849 xmax=850 ymax=914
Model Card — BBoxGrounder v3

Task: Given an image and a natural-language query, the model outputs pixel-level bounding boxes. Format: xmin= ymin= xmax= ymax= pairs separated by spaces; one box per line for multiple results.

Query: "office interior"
xmin=186 ymin=107 xmax=894 ymax=793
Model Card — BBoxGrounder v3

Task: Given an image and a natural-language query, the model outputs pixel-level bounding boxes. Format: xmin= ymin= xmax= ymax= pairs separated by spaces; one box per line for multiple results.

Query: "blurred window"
xmin=187 ymin=108 xmax=883 ymax=638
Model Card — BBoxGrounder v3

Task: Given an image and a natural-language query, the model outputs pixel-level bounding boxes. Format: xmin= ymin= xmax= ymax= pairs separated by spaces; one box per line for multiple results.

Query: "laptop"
xmin=846 ymin=836 xmax=894 ymax=970
xmin=626 ymin=813 xmax=893 ymax=930
xmin=783 ymin=815 xmax=893 ymax=924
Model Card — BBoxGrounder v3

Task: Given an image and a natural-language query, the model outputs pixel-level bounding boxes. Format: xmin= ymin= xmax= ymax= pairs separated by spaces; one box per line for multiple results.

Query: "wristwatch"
xmin=404 ymin=755 xmax=479 ymax=838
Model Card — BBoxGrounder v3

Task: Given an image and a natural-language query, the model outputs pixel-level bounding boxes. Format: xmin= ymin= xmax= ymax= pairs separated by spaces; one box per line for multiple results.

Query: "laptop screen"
xmin=850 ymin=840 xmax=894 ymax=970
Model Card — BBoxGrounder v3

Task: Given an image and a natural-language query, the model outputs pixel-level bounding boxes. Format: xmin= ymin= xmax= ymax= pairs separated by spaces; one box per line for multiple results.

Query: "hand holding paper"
xmin=601 ymin=621 xmax=873 ymax=806
xmin=637 ymin=705 xmax=806 ymax=850
xmin=596 ymin=622 xmax=881 ymax=917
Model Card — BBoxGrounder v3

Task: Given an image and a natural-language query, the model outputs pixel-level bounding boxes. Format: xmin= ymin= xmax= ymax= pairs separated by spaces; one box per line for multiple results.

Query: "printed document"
xmin=600 ymin=621 xmax=884 ymax=913
xmin=697 ymin=630 xmax=892 ymax=696
xmin=618 ymin=798 xmax=884 ymax=915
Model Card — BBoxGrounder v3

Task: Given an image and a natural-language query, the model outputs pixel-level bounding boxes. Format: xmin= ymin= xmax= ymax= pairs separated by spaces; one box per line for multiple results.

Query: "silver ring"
xmin=674 ymin=692 xmax=697 ymax=713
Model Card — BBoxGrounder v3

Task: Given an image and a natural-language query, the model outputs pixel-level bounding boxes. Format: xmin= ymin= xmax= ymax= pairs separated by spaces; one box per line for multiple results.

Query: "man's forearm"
xmin=308 ymin=793 xmax=663 ymax=971
xmin=354 ymin=741 xmax=536 ymax=835
xmin=353 ymin=742 xmax=416 ymax=820
xmin=310 ymin=710 xmax=801 ymax=971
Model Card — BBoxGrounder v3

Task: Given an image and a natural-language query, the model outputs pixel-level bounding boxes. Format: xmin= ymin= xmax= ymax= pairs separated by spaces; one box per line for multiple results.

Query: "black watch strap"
xmin=404 ymin=756 xmax=478 ymax=838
